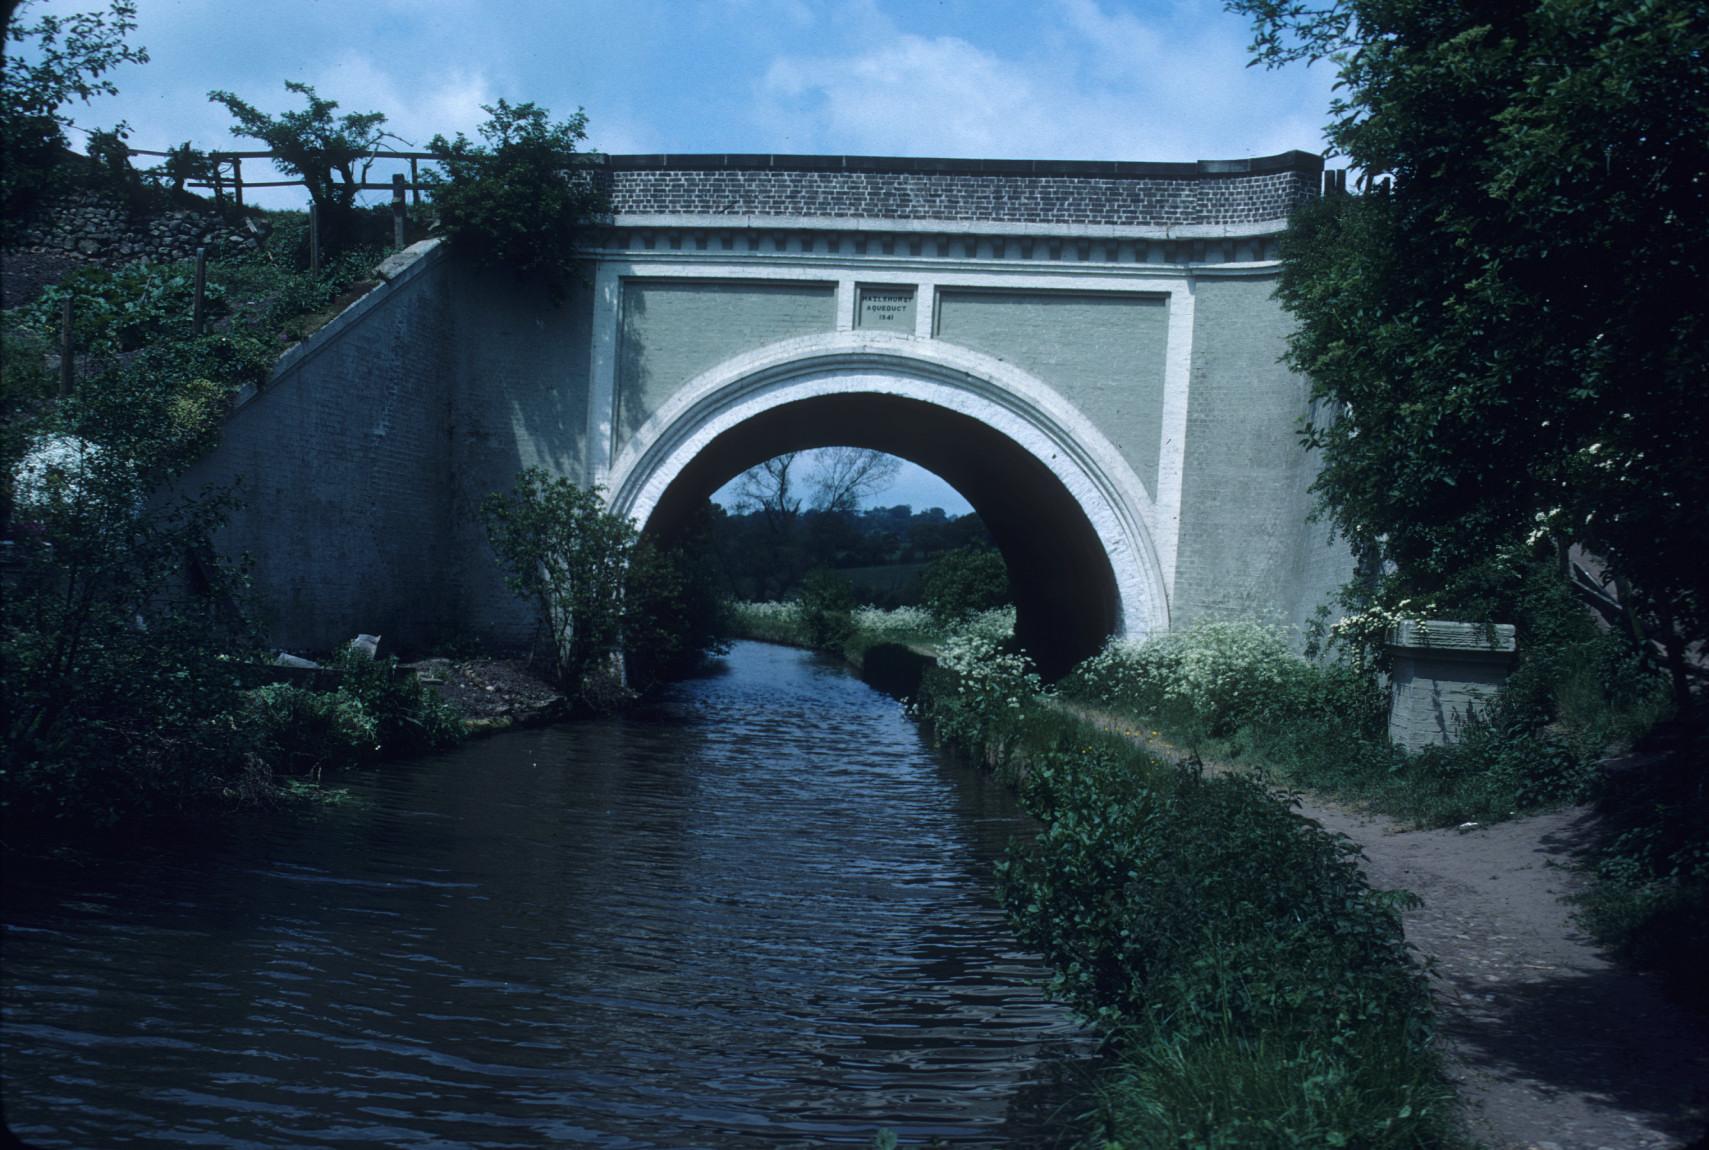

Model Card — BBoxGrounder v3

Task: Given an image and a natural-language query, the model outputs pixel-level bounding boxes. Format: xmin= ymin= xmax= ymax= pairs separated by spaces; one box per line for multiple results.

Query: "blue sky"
xmin=20 ymin=0 xmax=1335 ymax=512
xmin=29 ymin=0 xmax=1336 ymax=193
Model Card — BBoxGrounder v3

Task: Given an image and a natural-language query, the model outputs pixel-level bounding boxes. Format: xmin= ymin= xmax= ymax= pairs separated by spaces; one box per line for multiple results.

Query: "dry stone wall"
xmin=5 ymin=189 xmax=267 ymax=265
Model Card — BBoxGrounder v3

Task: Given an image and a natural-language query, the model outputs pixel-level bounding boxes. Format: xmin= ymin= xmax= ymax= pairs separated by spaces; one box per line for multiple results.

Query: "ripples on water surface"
xmin=2 ymin=642 xmax=1089 ymax=1147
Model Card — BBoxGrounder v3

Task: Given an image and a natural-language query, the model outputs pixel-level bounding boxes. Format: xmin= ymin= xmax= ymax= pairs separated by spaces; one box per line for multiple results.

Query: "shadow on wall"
xmin=446 ymin=258 xmax=598 ymax=653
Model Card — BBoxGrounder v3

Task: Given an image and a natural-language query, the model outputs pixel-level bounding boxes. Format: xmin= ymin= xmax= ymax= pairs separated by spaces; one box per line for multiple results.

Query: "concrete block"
xmin=1387 ymin=620 xmax=1518 ymax=750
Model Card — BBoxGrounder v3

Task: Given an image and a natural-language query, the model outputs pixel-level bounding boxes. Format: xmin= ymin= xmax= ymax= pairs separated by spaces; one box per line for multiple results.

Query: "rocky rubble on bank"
xmin=2 ymin=189 xmax=272 ymax=306
xmin=409 ymin=658 xmax=566 ymax=732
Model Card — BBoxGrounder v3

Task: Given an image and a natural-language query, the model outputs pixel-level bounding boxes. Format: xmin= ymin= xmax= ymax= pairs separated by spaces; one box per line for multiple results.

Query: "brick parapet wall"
xmin=600 ymin=152 xmax=1321 ymax=227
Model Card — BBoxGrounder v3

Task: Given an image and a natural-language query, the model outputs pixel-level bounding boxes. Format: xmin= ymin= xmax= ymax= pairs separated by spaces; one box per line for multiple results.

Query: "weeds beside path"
xmin=1066 ymin=702 xmax=1709 ymax=1149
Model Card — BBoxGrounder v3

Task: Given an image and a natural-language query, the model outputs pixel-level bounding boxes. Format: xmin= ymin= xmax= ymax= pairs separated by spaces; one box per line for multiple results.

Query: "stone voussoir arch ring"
xmin=604 ymin=330 xmax=1171 ymax=642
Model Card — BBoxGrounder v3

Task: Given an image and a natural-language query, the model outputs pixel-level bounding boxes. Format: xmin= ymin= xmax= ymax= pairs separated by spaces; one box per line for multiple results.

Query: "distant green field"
xmin=838 ymin=562 xmax=926 ymax=598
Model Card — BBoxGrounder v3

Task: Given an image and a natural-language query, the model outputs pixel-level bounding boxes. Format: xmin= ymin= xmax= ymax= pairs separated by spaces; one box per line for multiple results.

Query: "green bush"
xmin=481 ymin=469 xmax=633 ymax=703
xmin=916 ymin=629 xmax=1043 ymax=770
xmin=797 ymin=567 xmax=855 ymax=649
xmin=921 ymin=544 xmax=1010 ymax=623
xmin=330 ymin=649 xmax=463 ymax=756
xmin=1577 ymin=749 xmax=1709 ymax=1012
xmin=1065 ymin=621 xmax=1297 ymax=745
xmin=423 ymin=100 xmax=607 ymax=303
xmin=2 ymin=220 xmax=402 ymax=831
xmin=2 ymin=402 xmax=252 ymax=829
xmin=1061 ymin=604 xmax=1663 ymax=828
xmin=244 ymin=683 xmax=377 ymax=774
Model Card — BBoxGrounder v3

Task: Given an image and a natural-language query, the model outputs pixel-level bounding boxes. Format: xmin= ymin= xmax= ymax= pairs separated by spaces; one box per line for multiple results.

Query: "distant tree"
xmin=733 ymin=452 xmax=802 ymax=534
xmin=423 ymin=100 xmax=607 ymax=303
xmin=1230 ymin=0 xmax=1709 ymax=710
xmin=1 ymin=0 xmax=148 ymax=222
xmin=810 ymin=446 xmax=902 ymax=514
xmin=208 ymin=81 xmax=388 ymax=248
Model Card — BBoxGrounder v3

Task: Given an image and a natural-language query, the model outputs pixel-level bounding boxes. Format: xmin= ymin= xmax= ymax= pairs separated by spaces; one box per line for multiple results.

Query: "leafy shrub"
xmin=1577 ymin=747 xmax=1709 ymax=1012
xmin=622 ymin=528 xmax=731 ymax=688
xmin=2 ymin=220 xmax=406 ymax=831
xmin=2 ymin=382 xmax=252 ymax=830
xmin=424 ymin=100 xmax=607 ymax=303
xmin=1066 ymin=621 xmax=1297 ymax=744
xmin=481 ymin=469 xmax=635 ymax=703
xmin=2 ymin=0 xmax=148 ymax=226
xmin=917 ymin=630 xmax=1043 ymax=769
xmin=725 ymin=600 xmax=808 ymax=646
xmin=921 ymin=545 xmax=1010 ymax=623
xmin=83 ymin=121 xmax=143 ymax=201
xmin=1063 ymin=608 xmax=1649 ymax=827
xmin=244 ymin=683 xmax=377 ymax=774
xmin=915 ymin=660 xmax=1452 ymax=1146
xmin=1003 ymin=750 xmax=1427 ymax=1038
xmin=481 ymin=469 xmax=719 ymax=704
xmin=798 ymin=568 xmax=855 ymax=649
xmin=330 ymin=649 xmax=463 ymax=756
xmin=150 ymin=139 xmax=210 ymax=196
xmin=850 ymin=604 xmax=935 ymax=645
xmin=27 ymin=260 xmax=225 ymax=354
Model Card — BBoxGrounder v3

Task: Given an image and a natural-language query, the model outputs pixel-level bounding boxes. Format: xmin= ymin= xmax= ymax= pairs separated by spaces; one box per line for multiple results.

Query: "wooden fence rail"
xmin=113 ymin=143 xmax=451 ymax=209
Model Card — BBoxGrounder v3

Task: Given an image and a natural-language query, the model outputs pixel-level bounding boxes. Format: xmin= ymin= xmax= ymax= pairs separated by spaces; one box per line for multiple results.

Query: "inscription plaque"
xmin=856 ymin=284 xmax=917 ymax=331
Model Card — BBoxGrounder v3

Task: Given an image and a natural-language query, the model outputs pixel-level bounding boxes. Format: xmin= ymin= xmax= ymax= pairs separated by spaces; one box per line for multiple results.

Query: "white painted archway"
xmin=604 ymin=332 xmax=1171 ymax=644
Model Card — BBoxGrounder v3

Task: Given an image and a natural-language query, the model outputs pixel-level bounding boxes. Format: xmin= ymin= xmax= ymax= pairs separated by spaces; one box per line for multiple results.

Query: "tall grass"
xmin=1061 ymin=610 xmax=1668 ymax=828
xmin=915 ymin=646 xmax=1461 ymax=1148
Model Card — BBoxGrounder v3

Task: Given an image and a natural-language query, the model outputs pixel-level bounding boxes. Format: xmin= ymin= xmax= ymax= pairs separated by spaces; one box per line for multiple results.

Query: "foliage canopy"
xmin=208 ymin=81 xmax=388 ymax=244
xmin=1 ymin=0 xmax=148 ymax=221
xmin=1230 ymin=0 xmax=1709 ymax=706
xmin=424 ymin=100 xmax=607 ymax=303
xmin=480 ymin=468 xmax=717 ymax=704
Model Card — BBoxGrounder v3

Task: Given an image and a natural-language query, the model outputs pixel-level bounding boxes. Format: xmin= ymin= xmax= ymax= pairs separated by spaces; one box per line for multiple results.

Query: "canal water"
xmin=2 ymin=641 xmax=1091 ymax=1147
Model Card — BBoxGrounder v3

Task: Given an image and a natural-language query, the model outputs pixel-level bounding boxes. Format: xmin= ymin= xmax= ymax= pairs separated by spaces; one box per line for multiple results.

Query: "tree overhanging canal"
xmin=1 ymin=641 xmax=1092 ymax=1147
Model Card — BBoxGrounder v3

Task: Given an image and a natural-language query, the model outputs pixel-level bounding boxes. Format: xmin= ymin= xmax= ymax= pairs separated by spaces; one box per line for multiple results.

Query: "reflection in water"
xmin=2 ymin=642 xmax=1091 ymax=1147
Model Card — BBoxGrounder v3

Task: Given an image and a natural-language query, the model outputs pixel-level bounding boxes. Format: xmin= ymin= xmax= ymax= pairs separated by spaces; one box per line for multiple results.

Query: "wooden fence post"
xmin=59 ymin=297 xmax=74 ymax=398
xmin=392 ymin=173 xmax=406 ymax=249
xmin=410 ymin=156 xmax=421 ymax=207
xmin=309 ymin=202 xmax=321 ymax=274
xmin=192 ymin=247 xmax=207 ymax=335
xmin=232 ymin=156 xmax=243 ymax=209
xmin=212 ymin=155 xmax=225 ymax=207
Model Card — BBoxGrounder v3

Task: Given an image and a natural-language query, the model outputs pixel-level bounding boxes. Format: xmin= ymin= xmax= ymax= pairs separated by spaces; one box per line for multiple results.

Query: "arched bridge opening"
xmin=627 ymin=392 xmax=1126 ymax=679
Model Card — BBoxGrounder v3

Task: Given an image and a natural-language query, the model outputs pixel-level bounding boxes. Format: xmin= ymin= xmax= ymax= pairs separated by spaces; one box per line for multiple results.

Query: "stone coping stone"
xmin=1388 ymin=619 xmax=1518 ymax=656
xmin=597 ymin=150 xmax=1323 ymax=179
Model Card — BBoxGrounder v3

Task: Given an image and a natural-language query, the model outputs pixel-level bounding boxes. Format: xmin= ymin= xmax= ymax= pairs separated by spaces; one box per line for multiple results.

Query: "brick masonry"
xmin=600 ymin=153 xmax=1321 ymax=227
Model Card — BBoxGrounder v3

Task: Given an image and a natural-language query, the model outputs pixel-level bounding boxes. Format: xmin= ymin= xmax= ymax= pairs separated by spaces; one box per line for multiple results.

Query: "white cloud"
xmin=303 ymin=52 xmax=494 ymax=150
xmin=751 ymin=0 xmax=1334 ymax=162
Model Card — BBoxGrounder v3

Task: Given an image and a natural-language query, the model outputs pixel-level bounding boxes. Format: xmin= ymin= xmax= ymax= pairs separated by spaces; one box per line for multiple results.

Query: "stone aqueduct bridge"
xmin=186 ymin=150 xmax=1353 ymax=674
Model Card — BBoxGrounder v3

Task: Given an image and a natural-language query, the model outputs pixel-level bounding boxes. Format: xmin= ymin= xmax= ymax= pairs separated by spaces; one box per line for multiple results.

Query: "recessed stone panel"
xmin=617 ymin=279 xmax=836 ymax=452
xmin=934 ymin=289 xmax=1169 ymax=494
xmin=855 ymin=284 xmax=916 ymax=332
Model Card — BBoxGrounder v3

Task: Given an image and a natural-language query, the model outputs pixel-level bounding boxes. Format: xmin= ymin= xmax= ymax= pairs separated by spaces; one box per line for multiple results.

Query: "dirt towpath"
xmin=1064 ymin=706 xmax=1709 ymax=1148
xmin=1304 ymin=798 xmax=1709 ymax=1150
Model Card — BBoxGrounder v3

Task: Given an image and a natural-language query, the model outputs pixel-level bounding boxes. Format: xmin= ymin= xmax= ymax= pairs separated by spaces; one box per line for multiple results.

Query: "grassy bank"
xmin=2 ymin=214 xmax=454 ymax=830
xmin=1054 ymin=612 xmax=1706 ymax=1018
xmin=915 ymin=632 xmax=1459 ymax=1147
xmin=1060 ymin=606 xmax=1668 ymax=830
